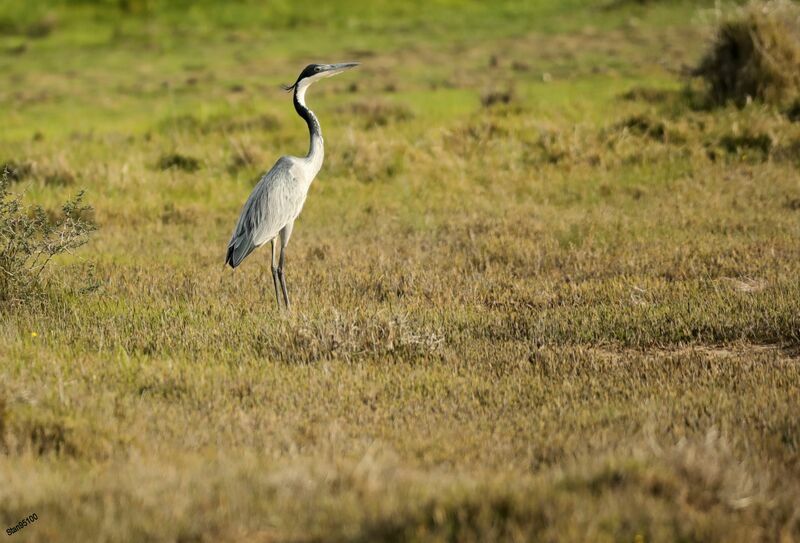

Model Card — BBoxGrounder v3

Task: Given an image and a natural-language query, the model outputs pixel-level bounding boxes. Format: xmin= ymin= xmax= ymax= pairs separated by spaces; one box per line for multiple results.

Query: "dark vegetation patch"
xmin=481 ymin=87 xmax=516 ymax=108
xmin=445 ymin=118 xmax=509 ymax=155
xmin=0 ymin=408 xmax=74 ymax=457
xmin=340 ymin=99 xmax=414 ymax=128
xmin=620 ymin=86 xmax=674 ymax=104
xmin=160 ymin=203 xmax=197 ymax=226
xmin=1 ymin=161 xmax=33 ymax=182
xmin=43 ymin=168 xmax=75 ymax=187
xmin=157 ymin=153 xmax=201 ymax=172
xmin=615 ymin=115 xmax=669 ymax=142
xmin=618 ymin=84 xmax=710 ymax=115
xmin=2 ymin=408 xmax=117 ymax=460
xmin=25 ymin=417 xmax=78 ymax=456
xmin=530 ymin=128 xmax=591 ymax=166
xmin=4 ymin=42 xmax=27 ymax=56
xmin=137 ymin=375 xmax=189 ymax=401
xmin=24 ymin=14 xmax=57 ymax=38
xmin=719 ymin=132 xmax=773 ymax=156
xmin=333 ymin=137 xmax=405 ymax=183
xmin=603 ymin=0 xmax=683 ymax=8
xmin=786 ymin=99 xmax=800 ymax=122
xmin=226 ymin=141 xmax=262 ymax=175
xmin=0 ymin=13 xmax=58 ymax=39
xmin=158 ymin=113 xmax=280 ymax=135
xmin=220 ymin=113 xmax=280 ymax=132
xmin=1 ymin=160 xmax=77 ymax=186
xmin=359 ymin=492 xmax=543 ymax=542
xmin=607 ymin=91 xmax=799 ymax=165
xmin=356 ymin=432 xmax=778 ymax=542
xmin=511 ymin=60 xmax=530 ymax=72
xmin=0 ymin=396 xmax=7 ymax=445
xmin=774 ymin=139 xmax=800 ymax=164
xmin=693 ymin=0 xmax=800 ymax=107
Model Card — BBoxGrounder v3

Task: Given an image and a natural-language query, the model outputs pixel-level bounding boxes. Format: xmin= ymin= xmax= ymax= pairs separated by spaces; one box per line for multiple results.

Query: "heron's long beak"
xmin=322 ymin=62 xmax=359 ymax=76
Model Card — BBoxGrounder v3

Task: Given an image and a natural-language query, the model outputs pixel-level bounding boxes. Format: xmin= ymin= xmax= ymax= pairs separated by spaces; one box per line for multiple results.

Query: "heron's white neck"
xmin=294 ymin=81 xmax=324 ymax=175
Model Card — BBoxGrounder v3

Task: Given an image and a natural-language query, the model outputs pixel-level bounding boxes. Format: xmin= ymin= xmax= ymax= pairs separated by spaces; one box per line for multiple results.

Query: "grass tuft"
xmin=1 ymin=161 xmax=33 ymax=182
xmin=157 ymin=153 xmax=201 ymax=172
xmin=694 ymin=0 xmax=800 ymax=107
xmin=341 ymin=99 xmax=415 ymax=128
xmin=480 ymin=86 xmax=516 ymax=108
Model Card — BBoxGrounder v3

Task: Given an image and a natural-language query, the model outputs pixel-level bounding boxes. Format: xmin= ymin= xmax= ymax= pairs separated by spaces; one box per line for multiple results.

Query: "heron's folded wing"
xmin=226 ymin=158 xmax=297 ymax=268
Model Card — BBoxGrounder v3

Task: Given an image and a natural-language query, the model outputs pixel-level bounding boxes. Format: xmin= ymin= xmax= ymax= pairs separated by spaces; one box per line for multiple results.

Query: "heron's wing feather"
xmin=225 ymin=157 xmax=299 ymax=268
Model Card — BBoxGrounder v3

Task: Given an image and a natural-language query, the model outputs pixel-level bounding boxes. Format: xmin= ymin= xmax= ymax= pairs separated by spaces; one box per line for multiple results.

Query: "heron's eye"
xmin=315 ymin=66 xmax=322 ymax=72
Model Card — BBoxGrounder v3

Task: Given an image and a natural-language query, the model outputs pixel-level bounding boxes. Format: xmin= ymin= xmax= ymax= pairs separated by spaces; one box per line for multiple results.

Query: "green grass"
xmin=2 ymin=0 xmax=800 ymax=541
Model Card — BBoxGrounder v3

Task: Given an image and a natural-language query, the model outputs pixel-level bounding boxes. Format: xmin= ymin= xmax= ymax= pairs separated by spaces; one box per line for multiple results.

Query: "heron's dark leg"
xmin=277 ymin=246 xmax=290 ymax=310
xmin=278 ymin=223 xmax=293 ymax=310
xmin=270 ymin=239 xmax=281 ymax=309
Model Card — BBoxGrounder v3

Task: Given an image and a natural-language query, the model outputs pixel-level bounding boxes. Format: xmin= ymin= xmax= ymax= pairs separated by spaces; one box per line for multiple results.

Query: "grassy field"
xmin=2 ymin=0 xmax=800 ymax=541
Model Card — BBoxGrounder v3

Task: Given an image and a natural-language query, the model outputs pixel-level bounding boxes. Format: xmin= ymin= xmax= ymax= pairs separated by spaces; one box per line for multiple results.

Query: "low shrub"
xmin=0 ymin=170 xmax=95 ymax=306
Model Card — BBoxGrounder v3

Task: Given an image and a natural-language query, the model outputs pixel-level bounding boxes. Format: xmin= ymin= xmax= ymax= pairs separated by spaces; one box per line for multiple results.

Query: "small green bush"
xmin=0 ymin=169 xmax=95 ymax=306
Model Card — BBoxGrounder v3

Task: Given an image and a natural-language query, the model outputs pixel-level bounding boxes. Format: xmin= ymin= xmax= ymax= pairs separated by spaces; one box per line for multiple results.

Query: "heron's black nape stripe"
xmin=293 ymin=89 xmax=321 ymax=140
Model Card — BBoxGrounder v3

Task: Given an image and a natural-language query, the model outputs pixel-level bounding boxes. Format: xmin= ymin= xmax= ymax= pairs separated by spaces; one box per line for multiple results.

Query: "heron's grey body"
xmin=225 ymin=62 xmax=357 ymax=309
xmin=226 ymin=154 xmax=321 ymax=267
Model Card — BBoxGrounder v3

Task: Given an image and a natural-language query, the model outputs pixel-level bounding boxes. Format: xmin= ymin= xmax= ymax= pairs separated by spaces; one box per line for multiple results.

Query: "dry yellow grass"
xmin=1 ymin=1 xmax=800 ymax=541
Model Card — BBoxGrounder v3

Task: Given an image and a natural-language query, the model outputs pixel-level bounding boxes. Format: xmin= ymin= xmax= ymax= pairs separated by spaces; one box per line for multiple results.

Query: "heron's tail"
xmin=225 ymin=238 xmax=256 ymax=269
xmin=225 ymin=244 xmax=237 ymax=269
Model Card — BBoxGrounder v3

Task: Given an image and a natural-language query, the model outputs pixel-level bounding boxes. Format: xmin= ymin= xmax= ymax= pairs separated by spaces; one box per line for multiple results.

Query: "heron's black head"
xmin=282 ymin=62 xmax=359 ymax=91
